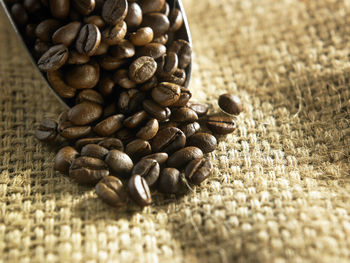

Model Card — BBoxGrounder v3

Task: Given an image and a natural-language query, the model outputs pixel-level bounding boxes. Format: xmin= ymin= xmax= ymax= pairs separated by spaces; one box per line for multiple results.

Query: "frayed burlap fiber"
xmin=1 ymin=0 xmax=350 ymax=262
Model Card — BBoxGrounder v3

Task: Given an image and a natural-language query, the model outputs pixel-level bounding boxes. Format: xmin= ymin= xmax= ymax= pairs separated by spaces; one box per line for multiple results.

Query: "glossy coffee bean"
xmin=171 ymin=107 xmax=198 ymax=123
xmin=54 ymin=146 xmax=79 ymax=174
xmin=35 ymin=118 xmax=58 ymax=141
xmin=98 ymin=75 xmax=114 ymax=97
xmin=75 ymin=137 xmax=105 ymax=150
xmin=128 ymin=174 xmax=152 ymax=206
xmin=152 ymin=127 xmax=186 ymax=154
xmin=84 ymin=15 xmax=105 ymax=28
xmin=69 ymin=156 xmax=109 ymax=184
xmin=129 ymin=56 xmax=157 ymax=84
xmin=187 ymin=133 xmax=217 ymax=153
xmin=98 ymin=138 xmax=124 ymax=151
xmin=130 ymin=27 xmax=153 ymax=46
xmin=95 ymin=176 xmax=127 ymax=207
xmin=143 ymin=99 xmax=171 ymax=121
xmin=94 ymin=41 xmax=109 ymax=55
xmin=171 ymin=87 xmax=192 ymax=107
xmin=73 ymin=0 xmax=95 ymax=15
xmin=136 ymin=118 xmax=158 ymax=140
xmin=113 ymin=69 xmax=137 ymax=89
xmin=125 ymin=139 xmax=152 ymax=160
xmin=139 ymin=0 xmax=164 ymax=13
xmin=65 ymin=62 xmax=100 ymax=89
xmin=218 ymin=94 xmax=243 ymax=115
xmin=110 ymin=40 xmax=135 ymax=59
xmin=206 ymin=115 xmax=236 ymax=135
xmin=142 ymin=152 xmax=168 ymax=165
xmin=75 ymin=24 xmax=101 ymax=56
xmin=142 ymin=13 xmax=169 ymax=37
xmin=52 ymin=22 xmax=81 ymax=46
xmin=125 ymin=2 xmax=142 ymax=28
xmin=168 ymin=8 xmax=183 ymax=32
xmin=157 ymin=168 xmax=180 ymax=194
xmin=185 ymin=158 xmax=213 ymax=185
xmin=137 ymin=43 xmax=166 ymax=59
xmin=102 ymin=0 xmax=128 ymax=25
xmin=76 ymin=89 xmax=104 ymax=105
xmin=49 ymin=0 xmax=70 ymax=19
xmin=179 ymin=122 xmax=200 ymax=138
xmin=93 ymin=114 xmax=125 ymax=136
xmin=123 ymin=110 xmax=148 ymax=129
xmin=38 ymin=44 xmax=68 ymax=71
xmin=188 ymin=102 xmax=209 ymax=117
xmin=118 ymin=89 xmax=144 ymax=114
xmin=11 ymin=3 xmax=28 ymax=26
xmin=169 ymin=40 xmax=192 ymax=69
xmin=67 ymin=50 xmax=90 ymax=64
xmin=81 ymin=144 xmax=109 ymax=159
xmin=68 ymin=102 xmax=103 ymax=125
xmin=102 ymin=21 xmax=127 ymax=45
xmin=157 ymin=52 xmax=178 ymax=77
xmin=47 ymin=70 xmax=76 ymax=98
xmin=161 ymin=68 xmax=186 ymax=85
xmin=167 ymin=146 xmax=203 ymax=169
xmin=58 ymin=122 xmax=92 ymax=139
xmin=151 ymin=82 xmax=181 ymax=106
xmin=153 ymin=34 xmax=168 ymax=45
xmin=35 ymin=19 xmax=60 ymax=42
xmin=132 ymin=158 xmax=160 ymax=186
xmin=105 ymin=150 xmax=133 ymax=177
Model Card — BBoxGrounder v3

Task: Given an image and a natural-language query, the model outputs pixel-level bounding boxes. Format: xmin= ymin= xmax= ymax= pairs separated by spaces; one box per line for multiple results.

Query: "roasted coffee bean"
xmin=98 ymin=75 xmax=114 ymax=97
xmin=76 ymin=89 xmax=104 ymax=105
xmin=67 ymin=50 xmax=90 ymax=64
xmin=84 ymin=15 xmax=105 ymax=28
xmin=47 ymin=70 xmax=76 ymax=98
xmin=125 ymin=2 xmax=142 ymax=28
xmin=129 ymin=56 xmax=157 ymax=84
xmin=185 ymin=158 xmax=213 ymax=185
xmin=65 ymin=62 xmax=100 ymax=89
xmin=68 ymin=102 xmax=103 ymax=125
xmin=128 ymin=174 xmax=152 ymax=206
xmin=116 ymin=128 xmax=135 ymax=144
xmin=139 ymin=0 xmax=164 ymax=13
xmin=206 ymin=115 xmax=236 ymax=135
xmin=49 ymin=0 xmax=70 ymax=19
xmin=94 ymin=41 xmax=109 ymax=55
xmin=142 ymin=152 xmax=168 ymax=165
xmin=38 ymin=44 xmax=68 ymax=71
xmin=99 ymin=56 xmax=127 ymax=70
xmin=75 ymin=24 xmax=101 ymax=56
xmin=157 ymin=168 xmax=180 ymax=194
xmin=152 ymin=127 xmax=186 ymax=154
xmin=35 ymin=19 xmax=60 ymax=42
xmin=171 ymin=107 xmax=198 ymax=123
xmin=218 ymin=94 xmax=243 ymax=115
xmin=123 ymin=110 xmax=148 ymax=129
xmin=161 ymin=68 xmax=186 ymax=85
xmin=130 ymin=27 xmax=154 ymax=46
xmin=140 ymin=75 xmax=158 ymax=91
xmin=70 ymin=156 xmax=109 ymax=184
xmin=110 ymin=40 xmax=135 ymax=59
xmin=151 ymin=82 xmax=181 ymax=106
xmin=169 ymin=40 xmax=192 ymax=69
xmin=187 ymin=133 xmax=217 ymax=153
xmin=81 ymin=144 xmax=109 ymax=159
xmin=95 ymin=176 xmax=127 ymax=207
xmin=98 ymin=138 xmax=124 ymax=151
xmin=11 ymin=4 xmax=29 ymax=26
xmin=168 ymin=8 xmax=183 ymax=32
xmin=54 ymin=146 xmax=79 ymax=174
xmin=75 ymin=137 xmax=105 ymax=150
xmin=35 ymin=118 xmax=58 ymax=141
xmin=58 ymin=122 xmax=92 ymax=139
xmin=143 ymin=99 xmax=171 ymax=121
xmin=24 ymin=0 xmax=41 ymax=13
xmin=73 ymin=0 xmax=95 ymax=15
xmin=105 ymin=149 xmax=133 ymax=177
xmin=179 ymin=122 xmax=200 ymax=137
xmin=52 ymin=22 xmax=81 ymax=47
xmin=103 ymin=103 xmax=117 ymax=118
xmin=136 ymin=118 xmax=158 ymax=140
xmin=171 ymin=87 xmax=192 ymax=107
xmin=113 ymin=69 xmax=137 ymax=89
xmin=93 ymin=114 xmax=124 ymax=136
xmin=126 ymin=139 xmax=152 ymax=160
xmin=142 ymin=13 xmax=169 ymax=37
xmin=132 ymin=158 xmax=160 ymax=186
xmin=167 ymin=146 xmax=203 ymax=169
xmin=153 ymin=34 xmax=168 ymax=45
xmin=188 ymin=102 xmax=209 ymax=117
xmin=102 ymin=0 xmax=128 ymax=25
xmin=118 ymin=89 xmax=144 ymax=114
xmin=102 ymin=21 xmax=127 ymax=45
xmin=137 ymin=43 xmax=166 ymax=59
xmin=157 ymin=52 xmax=178 ymax=77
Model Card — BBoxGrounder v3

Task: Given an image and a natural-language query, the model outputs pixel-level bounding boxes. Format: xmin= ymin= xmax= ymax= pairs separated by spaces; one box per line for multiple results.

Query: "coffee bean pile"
xmin=6 ymin=0 xmax=243 ymax=207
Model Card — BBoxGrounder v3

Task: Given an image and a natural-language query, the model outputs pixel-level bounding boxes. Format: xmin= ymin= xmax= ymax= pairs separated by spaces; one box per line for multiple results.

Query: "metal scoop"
xmin=0 ymin=0 xmax=192 ymax=109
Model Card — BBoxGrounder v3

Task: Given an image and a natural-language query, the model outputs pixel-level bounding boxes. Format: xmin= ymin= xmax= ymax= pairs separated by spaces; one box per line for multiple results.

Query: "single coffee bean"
xmin=169 ymin=40 xmax=192 ymax=69
xmin=94 ymin=41 xmax=109 ymax=55
xmin=128 ymin=174 xmax=152 ymax=206
xmin=179 ymin=122 xmax=200 ymax=138
xmin=123 ymin=110 xmax=148 ymax=129
xmin=49 ymin=0 xmax=70 ymax=19
xmin=139 ymin=0 xmax=164 ymax=13
xmin=142 ymin=13 xmax=169 ymax=37
xmin=157 ymin=52 xmax=178 ymax=77
xmin=115 ymin=128 xmax=135 ymax=144
xmin=185 ymin=158 xmax=213 ymax=185
xmin=35 ymin=118 xmax=58 ymax=141
xmin=136 ymin=118 xmax=158 ymax=140
xmin=75 ymin=137 xmax=105 ymax=150
xmin=218 ymin=94 xmax=243 ymax=115
xmin=95 ymin=176 xmax=127 ymax=207
xmin=58 ymin=122 xmax=92 ymax=139
xmin=24 ymin=0 xmax=41 ymax=13
xmin=105 ymin=150 xmax=133 ymax=177
xmin=65 ymin=62 xmax=100 ymax=89
xmin=102 ymin=0 xmax=128 ymax=25
xmin=99 ymin=55 xmax=127 ymax=70
xmin=47 ymin=70 xmax=76 ymax=98
xmin=129 ymin=56 xmax=157 ymax=84
xmin=84 ymin=15 xmax=105 ymax=28
xmin=206 ymin=115 xmax=236 ymax=135
xmin=171 ymin=107 xmax=198 ymax=123
xmin=98 ymin=75 xmax=114 ymax=97
xmin=75 ymin=24 xmax=101 ymax=56
xmin=188 ymin=102 xmax=209 ymax=117
xmin=67 ymin=50 xmax=90 ymax=64
xmin=11 ymin=4 xmax=28 ymax=26
xmin=110 ymin=40 xmax=135 ymax=59
xmin=153 ymin=34 xmax=168 ymax=45
xmin=140 ymin=75 xmax=158 ymax=92
xmin=130 ymin=27 xmax=154 ymax=46
xmin=102 ymin=21 xmax=127 ymax=45
xmin=171 ymin=87 xmax=192 ymax=107
xmin=118 ymin=89 xmax=144 ymax=114
xmin=187 ymin=133 xmax=217 ymax=153
xmin=126 ymin=139 xmax=152 ymax=160
xmin=81 ymin=144 xmax=109 ymax=159
xmin=35 ymin=19 xmax=61 ymax=42
xmin=157 ymin=168 xmax=180 ymax=194
xmin=98 ymin=138 xmax=124 ymax=151
xmin=142 ymin=152 xmax=168 ymax=165
xmin=76 ymin=89 xmax=104 ymax=105
xmin=54 ymin=146 xmax=79 ymax=175
xmin=168 ymin=8 xmax=183 ymax=32
xmin=137 ymin=43 xmax=166 ymax=59
xmin=125 ymin=2 xmax=142 ymax=28
xmin=93 ymin=114 xmax=124 ymax=136
xmin=38 ymin=44 xmax=68 ymax=71
xmin=52 ymin=22 xmax=81 ymax=47
xmin=143 ymin=99 xmax=171 ymax=121
xmin=152 ymin=127 xmax=186 ymax=154
xmin=167 ymin=146 xmax=203 ymax=169
xmin=70 ymin=156 xmax=109 ymax=184
xmin=161 ymin=68 xmax=186 ymax=85
xmin=73 ymin=0 xmax=95 ymax=15
xmin=151 ymin=82 xmax=181 ymax=106
xmin=132 ymin=159 xmax=160 ymax=186
xmin=68 ymin=101 xmax=103 ymax=125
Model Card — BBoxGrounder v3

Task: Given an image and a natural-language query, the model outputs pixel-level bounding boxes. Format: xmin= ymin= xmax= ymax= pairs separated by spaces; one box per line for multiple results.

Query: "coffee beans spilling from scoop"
xmin=6 ymin=0 xmax=243 ymax=207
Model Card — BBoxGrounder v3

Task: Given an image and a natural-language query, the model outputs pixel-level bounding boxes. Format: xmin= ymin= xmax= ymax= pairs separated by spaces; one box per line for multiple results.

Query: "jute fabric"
xmin=0 ymin=0 xmax=350 ymax=262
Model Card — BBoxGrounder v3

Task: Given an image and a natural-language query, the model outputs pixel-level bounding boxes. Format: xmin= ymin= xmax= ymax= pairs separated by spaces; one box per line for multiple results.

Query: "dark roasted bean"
xmin=73 ymin=0 xmax=95 ymax=15
xmin=157 ymin=168 xmax=180 ymax=194
xmin=141 ymin=152 xmax=168 ymax=165
xmin=25 ymin=24 xmax=37 ymax=40
xmin=161 ymin=68 xmax=186 ymax=85
xmin=136 ymin=118 xmax=158 ymax=140
xmin=35 ymin=118 xmax=58 ymax=141
xmin=65 ymin=62 xmax=100 ymax=89
xmin=187 ymin=133 xmax=217 ymax=153
xmin=102 ymin=0 xmax=128 ymax=25
xmin=157 ymin=52 xmax=178 ymax=77
xmin=76 ymin=89 xmax=104 ymax=105
xmin=152 ymin=127 xmax=186 ymax=154
xmin=67 ymin=50 xmax=90 ymax=64
xmin=58 ymin=122 xmax=92 ymax=139
xmin=129 ymin=56 xmax=157 ymax=84
xmin=75 ymin=24 xmax=101 ymax=56
xmin=98 ymin=75 xmax=114 ymax=97
xmin=94 ymin=41 xmax=109 ymax=55
xmin=218 ymin=93 xmax=243 ymax=115
xmin=24 ymin=0 xmax=41 ymax=13
xmin=140 ymin=75 xmax=158 ymax=91
xmin=188 ymin=102 xmax=209 ymax=117
xmin=101 ymin=21 xmax=127 ymax=45
xmin=128 ymin=174 xmax=152 ymax=206
xmin=171 ymin=87 xmax=192 ymax=107
xmin=118 ymin=89 xmax=144 ymax=114
xmin=143 ymin=99 xmax=171 ymax=121
xmin=47 ymin=70 xmax=76 ymax=98
xmin=168 ymin=8 xmax=183 ymax=32
xmin=35 ymin=19 xmax=60 ymax=42
xmin=98 ymin=138 xmax=124 ymax=151
xmin=151 ymin=82 xmax=181 ymax=106
xmin=99 ymin=56 xmax=127 ymax=71
xmin=54 ymin=146 xmax=79 ymax=174
xmin=137 ymin=43 xmax=166 ymax=59
xmin=125 ymin=139 xmax=152 ymax=160
xmin=206 ymin=115 xmax=236 ymax=135
xmin=105 ymin=150 xmax=133 ymax=177
xmin=123 ymin=110 xmax=148 ymax=129
xmin=167 ymin=146 xmax=203 ymax=169
xmin=132 ymin=159 xmax=160 ymax=186
xmin=95 ymin=176 xmax=127 ymax=206
xmin=68 ymin=102 xmax=103 ymax=125
xmin=139 ymin=0 xmax=164 ymax=13
xmin=171 ymin=107 xmax=198 ymax=123
xmin=93 ymin=114 xmax=125 ymax=136
xmin=113 ymin=69 xmax=137 ymax=89
xmin=49 ymin=0 xmax=70 ymax=19
xmin=103 ymin=103 xmax=117 ymax=118
xmin=75 ymin=137 xmax=105 ymax=150
xmin=69 ymin=156 xmax=109 ymax=184
xmin=38 ymin=44 xmax=68 ymax=71
xmin=81 ymin=144 xmax=109 ymax=159
xmin=142 ymin=13 xmax=169 ymax=37
xmin=125 ymin=2 xmax=142 ymax=28
xmin=185 ymin=158 xmax=213 ymax=185
xmin=52 ymin=22 xmax=81 ymax=47
xmin=130 ymin=27 xmax=154 ymax=46
xmin=110 ymin=40 xmax=135 ymax=59
xmin=169 ymin=40 xmax=192 ymax=69
xmin=115 ymin=128 xmax=135 ymax=144
xmin=11 ymin=3 xmax=28 ymax=26
xmin=179 ymin=122 xmax=200 ymax=137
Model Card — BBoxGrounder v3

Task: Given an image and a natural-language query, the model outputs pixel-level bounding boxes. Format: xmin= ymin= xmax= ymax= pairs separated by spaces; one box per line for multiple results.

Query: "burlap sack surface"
xmin=0 ymin=0 xmax=350 ymax=262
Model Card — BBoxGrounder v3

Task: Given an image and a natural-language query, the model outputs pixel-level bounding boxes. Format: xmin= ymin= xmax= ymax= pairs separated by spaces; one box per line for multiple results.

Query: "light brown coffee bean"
xmin=136 ymin=118 xmax=158 ymax=140
xmin=101 ymin=21 xmax=127 ymax=45
xmin=167 ymin=147 xmax=203 ymax=169
xmin=171 ymin=107 xmax=198 ymax=123
xmin=125 ymin=2 xmax=142 ymax=28
xmin=129 ymin=27 xmax=153 ymax=46
xmin=153 ymin=34 xmax=168 ymax=45
xmin=75 ymin=24 xmax=101 ymax=56
xmin=73 ymin=0 xmax=95 ymax=15
xmin=151 ymin=82 xmax=181 ymax=106
xmin=54 ymin=146 xmax=79 ymax=175
xmin=139 ymin=0 xmax=164 ymax=14
xmin=143 ymin=99 xmax=171 ymax=121
xmin=76 ymin=89 xmax=104 ymax=105
xmin=129 ymin=56 xmax=157 ymax=84
xmin=68 ymin=101 xmax=103 ymax=125
xmin=81 ymin=144 xmax=109 ymax=159
xmin=58 ymin=123 xmax=92 ymax=139
xmin=95 ymin=176 xmax=127 ymax=207
xmin=137 ymin=42 xmax=166 ymax=59
xmin=123 ymin=110 xmax=148 ymax=129
xmin=93 ymin=114 xmax=124 ymax=136
xmin=105 ymin=150 xmax=133 ymax=178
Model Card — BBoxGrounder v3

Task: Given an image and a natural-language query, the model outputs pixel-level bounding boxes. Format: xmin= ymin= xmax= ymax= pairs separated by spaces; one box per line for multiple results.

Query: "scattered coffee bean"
xmin=128 ymin=174 xmax=152 ymax=207
xmin=125 ymin=2 xmax=142 ymax=28
xmin=169 ymin=39 xmax=192 ymax=69
xmin=69 ymin=156 xmax=109 ymax=184
xmin=151 ymin=82 xmax=181 ymax=106
xmin=129 ymin=56 xmax=157 ymax=84
xmin=105 ymin=149 xmax=133 ymax=178
xmin=132 ymin=158 xmax=160 ymax=186
xmin=102 ymin=0 xmax=128 ymax=25
xmin=52 ymin=22 xmax=81 ymax=46
xmin=123 ymin=110 xmax=148 ymax=129
xmin=73 ymin=0 xmax=95 ymax=16
xmin=38 ymin=44 xmax=68 ymax=71
xmin=75 ymin=137 xmax=105 ymax=150
xmin=179 ymin=122 xmax=200 ymax=137
xmin=142 ymin=12 xmax=169 ymax=37
xmin=185 ymin=158 xmax=213 ymax=185
xmin=168 ymin=8 xmax=183 ymax=32
xmin=157 ymin=168 xmax=180 ymax=194
xmin=54 ymin=146 xmax=79 ymax=174
xmin=75 ymin=23 xmax=101 ymax=56
xmin=167 ymin=146 xmax=203 ymax=169
xmin=68 ymin=101 xmax=103 ymax=125
xmin=206 ymin=115 xmax=236 ymax=135
xmin=188 ymin=102 xmax=209 ymax=117
xmin=58 ymin=122 xmax=92 ymax=139
xmin=125 ymin=139 xmax=152 ymax=160
xmin=95 ymin=176 xmax=127 ymax=207
xmin=141 ymin=152 xmax=168 ymax=165
xmin=143 ymin=99 xmax=171 ymax=121
xmin=187 ymin=133 xmax=217 ymax=153
xmin=139 ymin=0 xmax=164 ymax=14
xmin=81 ymin=143 xmax=109 ymax=159
xmin=171 ymin=107 xmax=198 ymax=123
xmin=218 ymin=93 xmax=242 ymax=115
xmin=136 ymin=118 xmax=159 ymax=140
xmin=35 ymin=118 xmax=58 ymax=141
xmin=102 ymin=21 xmax=127 ymax=45
xmin=129 ymin=27 xmax=154 ymax=46
xmin=152 ymin=127 xmax=186 ymax=154
xmin=65 ymin=62 xmax=100 ymax=89
xmin=93 ymin=114 xmax=124 ymax=136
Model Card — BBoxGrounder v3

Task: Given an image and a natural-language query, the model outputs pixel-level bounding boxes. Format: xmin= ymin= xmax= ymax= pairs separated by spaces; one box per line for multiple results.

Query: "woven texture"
xmin=1 ymin=0 xmax=350 ymax=262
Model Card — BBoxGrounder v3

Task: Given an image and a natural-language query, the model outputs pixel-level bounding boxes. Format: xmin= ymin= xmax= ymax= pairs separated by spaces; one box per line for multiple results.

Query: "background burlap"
xmin=1 ymin=0 xmax=350 ymax=262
